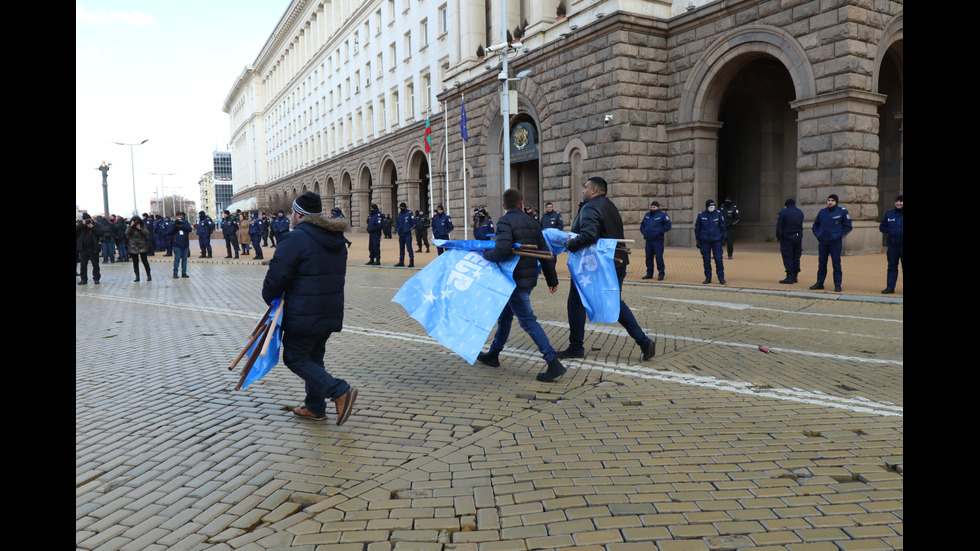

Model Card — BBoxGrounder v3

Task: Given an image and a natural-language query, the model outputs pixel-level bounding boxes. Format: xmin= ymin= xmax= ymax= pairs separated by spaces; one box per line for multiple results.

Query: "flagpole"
xmin=462 ymin=92 xmax=469 ymax=239
xmin=443 ymin=100 xmax=449 ymax=211
xmin=425 ymin=110 xmax=434 ymax=220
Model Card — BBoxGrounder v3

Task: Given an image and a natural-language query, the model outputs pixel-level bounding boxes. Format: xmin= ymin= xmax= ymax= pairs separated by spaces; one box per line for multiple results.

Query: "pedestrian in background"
xmin=197 ymin=210 xmax=215 ymax=258
xmin=695 ymin=199 xmax=726 ymax=285
xmin=415 ymin=209 xmax=431 ymax=253
xmin=261 ymin=191 xmax=358 ymax=424
xmin=879 ymin=194 xmax=903 ymax=294
xmin=249 ymin=211 xmax=265 ymax=260
xmin=366 ymin=204 xmax=383 ymax=265
xmin=431 ymin=205 xmax=454 ymax=255
xmin=720 ymin=196 xmax=740 ymax=259
xmin=168 ymin=211 xmax=193 ymax=278
xmin=382 ymin=214 xmax=393 ymax=239
xmin=113 ymin=215 xmax=129 ymax=262
xmin=810 ymin=193 xmax=852 ymax=292
xmin=222 ymin=210 xmax=240 ymax=259
xmin=125 ymin=215 xmax=151 ymax=282
xmin=639 ymin=201 xmax=671 ymax=280
xmin=776 ymin=198 xmax=805 ymax=284
xmin=77 ymin=214 xmax=101 ymax=285
xmin=97 ymin=215 xmax=115 ymax=263
xmin=260 ymin=212 xmax=271 ymax=247
xmin=238 ymin=213 xmax=252 ymax=255
xmin=272 ymin=209 xmax=290 ymax=247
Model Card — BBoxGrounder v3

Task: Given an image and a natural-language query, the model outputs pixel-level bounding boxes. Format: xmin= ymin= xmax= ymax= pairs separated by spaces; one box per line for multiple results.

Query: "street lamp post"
xmin=113 ymin=139 xmax=149 ymax=216
xmin=151 ymin=172 xmax=175 ymax=216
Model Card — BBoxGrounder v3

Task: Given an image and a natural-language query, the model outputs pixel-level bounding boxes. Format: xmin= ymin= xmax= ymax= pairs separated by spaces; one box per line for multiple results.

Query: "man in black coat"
xmin=261 ymin=191 xmax=358 ymax=424
xmin=476 ymin=188 xmax=566 ymax=382
xmin=76 ymin=213 xmax=101 ymax=284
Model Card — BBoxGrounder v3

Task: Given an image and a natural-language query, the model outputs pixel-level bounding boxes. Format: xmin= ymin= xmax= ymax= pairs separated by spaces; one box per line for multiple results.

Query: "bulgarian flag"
xmin=423 ymin=117 xmax=432 ymax=153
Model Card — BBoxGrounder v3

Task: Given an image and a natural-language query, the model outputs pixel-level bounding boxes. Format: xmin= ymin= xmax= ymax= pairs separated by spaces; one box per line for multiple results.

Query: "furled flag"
xmin=393 ymin=247 xmax=520 ymax=364
xmin=239 ymin=296 xmax=284 ymax=389
xmin=424 ymin=117 xmax=432 ymax=153
xmin=542 ymin=228 xmax=621 ymax=323
xmin=460 ymin=98 xmax=468 ymax=142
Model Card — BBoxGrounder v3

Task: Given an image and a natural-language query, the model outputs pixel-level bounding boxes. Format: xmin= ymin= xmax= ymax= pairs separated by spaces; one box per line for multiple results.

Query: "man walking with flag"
xmin=261 ymin=191 xmax=358 ymax=424
xmin=558 ymin=177 xmax=656 ymax=362
xmin=476 ymin=188 xmax=566 ymax=382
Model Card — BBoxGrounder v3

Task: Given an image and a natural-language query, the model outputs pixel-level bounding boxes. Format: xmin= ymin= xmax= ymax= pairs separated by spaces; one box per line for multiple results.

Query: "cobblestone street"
xmin=77 ymin=249 xmax=902 ymax=551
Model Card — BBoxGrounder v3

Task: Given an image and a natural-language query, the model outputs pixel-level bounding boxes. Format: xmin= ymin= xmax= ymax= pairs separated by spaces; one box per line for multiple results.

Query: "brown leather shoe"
xmin=292 ymin=406 xmax=326 ymax=421
xmin=333 ymin=388 xmax=358 ymax=426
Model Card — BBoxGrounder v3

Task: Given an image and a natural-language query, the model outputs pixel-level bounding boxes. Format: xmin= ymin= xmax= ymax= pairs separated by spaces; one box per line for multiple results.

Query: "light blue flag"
xmin=393 ymin=248 xmax=520 ymax=364
xmin=542 ymin=228 xmax=621 ymax=323
xmin=239 ymin=296 xmax=284 ymax=389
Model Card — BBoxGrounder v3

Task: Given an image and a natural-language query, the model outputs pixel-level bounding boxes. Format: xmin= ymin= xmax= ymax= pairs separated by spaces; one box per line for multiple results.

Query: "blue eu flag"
xmin=239 ymin=296 xmax=284 ymax=389
xmin=393 ymin=247 xmax=519 ymax=364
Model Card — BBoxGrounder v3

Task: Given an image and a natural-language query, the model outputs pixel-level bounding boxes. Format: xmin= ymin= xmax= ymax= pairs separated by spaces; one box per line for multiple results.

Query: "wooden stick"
xmin=260 ymin=298 xmax=285 ymax=358
xmin=248 ymin=304 xmax=274 ymax=338
xmin=235 ymin=325 xmax=270 ymax=391
xmin=512 ymin=250 xmax=554 ymax=260
xmin=227 ymin=330 xmax=262 ymax=371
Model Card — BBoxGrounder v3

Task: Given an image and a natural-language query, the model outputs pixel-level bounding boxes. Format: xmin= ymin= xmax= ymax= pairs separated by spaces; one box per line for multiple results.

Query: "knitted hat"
xmin=705 ymin=199 xmax=715 ymax=208
xmin=828 ymin=194 xmax=839 ymax=202
xmin=650 ymin=201 xmax=659 ymax=207
xmin=292 ymin=192 xmax=322 ymax=215
xmin=785 ymin=198 xmax=796 ymax=207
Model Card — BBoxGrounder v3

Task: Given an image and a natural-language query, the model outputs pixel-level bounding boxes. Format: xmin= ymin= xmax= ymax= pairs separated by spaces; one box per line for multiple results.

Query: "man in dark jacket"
xmin=167 ymin=211 xmax=193 ymax=278
xmin=430 ymin=205 xmax=454 ymax=255
xmin=221 ymin=210 xmax=240 ymax=259
xmin=366 ymin=204 xmax=383 ymax=265
xmin=879 ymin=195 xmax=903 ymax=294
xmin=558 ymin=177 xmax=656 ymax=363
xmin=477 ymin=188 xmax=565 ymax=382
xmin=776 ymin=198 xmax=805 ymax=284
xmin=248 ymin=211 xmax=265 ymax=260
xmin=76 ymin=213 xmax=101 ymax=285
xmin=261 ymin=191 xmax=358 ymax=424
xmin=395 ymin=203 xmax=416 ymax=267
xmin=639 ymin=201 xmax=671 ymax=280
xmin=112 ymin=215 xmax=129 ymax=262
xmin=197 ymin=210 xmax=215 ymax=258
xmin=415 ymin=209 xmax=431 ymax=253
xmin=539 ymin=202 xmax=564 ymax=230
xmin=719 ymin=196 xmax=740 ymax=259
xmin=272 ymin=210 xmax=290 ymax=246
xmin=695 ymin=199 xmax=726 ymax=285
xmin=810 ymin=193 xmax=852 ymax=292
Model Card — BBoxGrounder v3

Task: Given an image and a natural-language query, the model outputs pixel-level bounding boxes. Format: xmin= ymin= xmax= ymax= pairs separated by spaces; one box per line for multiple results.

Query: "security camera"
xmin=485 ymin=43 xmax=507 ymax=53
xmin=604 ymin=114 xmax=613 ymax=124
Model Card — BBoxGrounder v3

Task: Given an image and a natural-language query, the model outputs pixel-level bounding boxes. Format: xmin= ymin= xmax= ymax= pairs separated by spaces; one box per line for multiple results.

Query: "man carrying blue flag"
xmin=476 ymin=188 xmax=566 ymax=382
xmin=558 ymin=177 xmax=656 ymax=362
xmin=261 ymin=191 xmax=358 ymax=424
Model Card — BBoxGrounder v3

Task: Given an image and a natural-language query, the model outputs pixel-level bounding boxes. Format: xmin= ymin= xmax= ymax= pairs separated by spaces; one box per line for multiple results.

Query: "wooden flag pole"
xmin=260 ymin=298 xmax=285 ymax=358
xmin=235 ymin=325 xmax=270 ymax=391
xmin=228 ymin=304 xmax=274 ymax=371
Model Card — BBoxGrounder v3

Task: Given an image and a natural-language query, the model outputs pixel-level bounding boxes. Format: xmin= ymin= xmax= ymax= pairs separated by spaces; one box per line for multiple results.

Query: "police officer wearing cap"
xmin=810 ymin=193 xmax=852 ymax=292
xmin=776 ymin=198 xmax=804 ymax=284
xmin=639 ymin=201 xmax=671 ymax=280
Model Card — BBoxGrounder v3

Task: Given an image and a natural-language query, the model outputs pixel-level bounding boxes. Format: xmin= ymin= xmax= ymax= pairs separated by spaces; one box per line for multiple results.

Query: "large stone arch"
xmin=873 ymin=14 xmax=903 ymax=227
xmin=482 ymin=88 xmax=546 ymax=222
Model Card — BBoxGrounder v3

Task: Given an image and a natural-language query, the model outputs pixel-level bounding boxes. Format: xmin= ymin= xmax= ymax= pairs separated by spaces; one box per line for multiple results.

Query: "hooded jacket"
xmin=262 ymin=214 xmax=348 ymax=335
xmin=125 ymin=216 xmax=151 ymax=254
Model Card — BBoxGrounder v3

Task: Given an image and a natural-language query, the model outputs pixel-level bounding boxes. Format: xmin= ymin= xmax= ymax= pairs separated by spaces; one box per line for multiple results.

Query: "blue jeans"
xmin=566 ymin=267 xmax=651 ymax=354
xmin=282 ymin=332 xmax=349 ymax=417
xmin=101 ymin=240 xmax=116 ymax=262
xmin=172 ymin=246 xmax=189 ymax=275
xmin=489 ymin=287 xmax=556 ymax=363
xmin=116 ymin=239 xmax=129 ymax=262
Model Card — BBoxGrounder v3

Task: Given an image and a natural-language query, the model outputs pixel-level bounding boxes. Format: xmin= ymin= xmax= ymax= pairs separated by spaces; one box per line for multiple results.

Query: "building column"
xmin=665 ymin=120 xmax=723 ymax=248
xmin=791 ymin=90 xmax=887 ymax=254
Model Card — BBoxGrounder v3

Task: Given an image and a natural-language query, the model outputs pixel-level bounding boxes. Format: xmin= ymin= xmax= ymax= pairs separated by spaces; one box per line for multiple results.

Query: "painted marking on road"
xmin=80 ymin=294 xmax=902 ymax=417
xmin=646 ymin=296 xmax=902 ymax=323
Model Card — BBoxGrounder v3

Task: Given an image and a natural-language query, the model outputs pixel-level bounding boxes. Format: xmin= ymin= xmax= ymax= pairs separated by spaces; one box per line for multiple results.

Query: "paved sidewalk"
xmin=143 ymin=231 xmax=902 ymax=302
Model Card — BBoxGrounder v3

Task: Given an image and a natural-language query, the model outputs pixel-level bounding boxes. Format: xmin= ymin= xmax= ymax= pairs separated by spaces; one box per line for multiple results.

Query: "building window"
xmin=404 ymin=32 xmax=412 ymax=59
xmin=439 ymin=4 xmax=448 ymax=34
xmin=421 ymin=19 xmax=429 ymax=47
xmin=406 ymin=81 xmax=415 ymax=119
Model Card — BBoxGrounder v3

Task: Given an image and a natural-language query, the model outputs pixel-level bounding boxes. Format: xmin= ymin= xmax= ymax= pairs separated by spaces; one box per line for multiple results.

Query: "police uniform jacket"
xmin=483 ymin=208 xmax=558 ymax=290
xmin=367 ymin=210 xmax=383 ymax=232
xmin=540 ymin=210 xmax=564 ymax=230
xmin=431 ymin=212 xmax=454 ymax=239
xmin=695 ymin=210 xmax=726 ymax=243
xmin=812 ymin=206 xmax=852 ymax=243
xmin=879 ymin=208 xmax=903 ymax=245
xmin=775 ymin=206 xmax=804 ymax=240
xmin=272 ymin=215 xmax=290 ymax=234
xmin=640 ymin=210 xmax=671 ymax=241
xmin=221 ymin=216 xmax=238 ymax=237
xmin=197 ymin=216 xmax=215 ymax=237
xmin=396 ymin=209 xmax=416 ymax=235
xmin=262 ymin=214 xmax=348 ymax=335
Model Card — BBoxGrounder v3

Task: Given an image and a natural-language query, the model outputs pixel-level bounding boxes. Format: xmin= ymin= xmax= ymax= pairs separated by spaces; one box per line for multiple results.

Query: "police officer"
xmin=415 ymin=209 xmax=431 ymax=253
xmin=639 ymin=201 xmax=671 ymax=280
xmin=720 ymin=196 xmax=740 ymax=259
xmin=695 ymin=199 xmax=726 ymax=285
xmin=810 ymin=194 xmax=852 ymax=292
xmin=879 ymin=195 xmax=903 ymax=294
xmin=395 ymin=202 xmax=416 ymax=267
xmin=775 ymin=198 xmax=804 ymax=284
xmin=221 ymin=210 xmax=240 ymax=258
xmin=539 ymin=202 xmax=564 ymax=230
xmin=431 ymin=205 xmax=454 ymax=255
xmin=272 ymin=209 xmax=290 ymax=246
xmin=366 ymin=204 xmax=383 ymax=265
xmin=260 ymin=212 xmax=271 ymax=246
xmin=197 ymin=210 xmax=215 ymax=258
xmin=248 ymin=211 xmax=265 ymax=260
xmin=474 ymin=208 xmax=494 ymax=240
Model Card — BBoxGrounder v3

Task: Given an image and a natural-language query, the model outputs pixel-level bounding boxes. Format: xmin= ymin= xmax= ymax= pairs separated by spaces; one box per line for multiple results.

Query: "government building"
xmin=222 ymin=0 xmax=903 ymax=252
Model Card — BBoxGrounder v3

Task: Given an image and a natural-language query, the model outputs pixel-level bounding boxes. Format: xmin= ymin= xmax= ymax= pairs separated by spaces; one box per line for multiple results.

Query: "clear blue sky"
xmin=76 ymin=1 xmax=290 ymax=216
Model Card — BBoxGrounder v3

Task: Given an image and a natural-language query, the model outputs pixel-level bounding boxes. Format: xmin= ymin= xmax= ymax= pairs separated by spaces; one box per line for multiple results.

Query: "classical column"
xmin=792 ymin=90 xmax=887 ymax=254
xmin=352 ymin=188 xmax=370 ymax=230
xmin=665 ymin=120 xmax=723 ymax=248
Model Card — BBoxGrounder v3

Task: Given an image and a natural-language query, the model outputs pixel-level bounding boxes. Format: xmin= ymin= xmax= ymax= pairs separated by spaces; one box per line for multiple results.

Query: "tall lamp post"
xmin=151 ymin=172 xmax=175 ymax=216
xmin=113 ymin=139 xmax=149 ymax=216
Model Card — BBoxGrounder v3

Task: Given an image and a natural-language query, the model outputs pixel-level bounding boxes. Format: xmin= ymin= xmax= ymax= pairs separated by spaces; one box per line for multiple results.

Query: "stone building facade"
xmin=227 ymin=0 xmax=903 ymax=253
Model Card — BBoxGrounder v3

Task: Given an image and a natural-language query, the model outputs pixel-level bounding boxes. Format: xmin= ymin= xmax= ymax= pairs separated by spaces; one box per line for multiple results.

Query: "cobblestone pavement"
xmin=77 ymin=245 xmax=902 ymax=551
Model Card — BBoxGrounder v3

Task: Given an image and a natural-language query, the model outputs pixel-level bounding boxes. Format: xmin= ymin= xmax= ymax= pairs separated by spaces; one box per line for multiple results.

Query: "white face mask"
xmin=708 ymin=205 xmax=716 ymax=212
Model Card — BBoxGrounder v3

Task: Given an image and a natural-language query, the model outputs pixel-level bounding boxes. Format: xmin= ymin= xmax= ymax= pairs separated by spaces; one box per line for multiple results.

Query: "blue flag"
xmin=239 ymin=296 xmax=284 ymax=389
xmin=542 ymin=228 xmax=621 ymax=323
xmin=461 ymin=98 xmax=468 ymax=142
xmin=393 ymin=248 xmax=519 ymax=364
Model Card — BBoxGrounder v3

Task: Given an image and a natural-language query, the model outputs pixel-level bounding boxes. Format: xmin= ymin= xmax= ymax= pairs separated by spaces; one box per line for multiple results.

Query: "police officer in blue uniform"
xmin=395 ymin=202 xmax=416 ymax=267
xmin=776 ymin=198 xmax=805 ymax=284
xmin=810 ymin=193 xmax=852 ymax=292
xmin=249 ymin=211 xmax=265 ymax=260
xmin=197 ymin=210 xmax=215 ymax=258
xmin=695 ymin=199 xmax=726 ymax=285
xmin=879 ymin=194 xmax=903 ymax=294
xmin=430 ymin=204 xmax=454 ymax=255
xmin=366 ymin=204 xmax=383 ymax=265
xmin=539 ymin=202 xmax=564 ymax=231
xmin=221 ymin=210 xmax=240 ymax=258
xmin=272 ymin=210 xmax=290 ymax=247
xmin=639 ymin=201 xmax=671 ymax=280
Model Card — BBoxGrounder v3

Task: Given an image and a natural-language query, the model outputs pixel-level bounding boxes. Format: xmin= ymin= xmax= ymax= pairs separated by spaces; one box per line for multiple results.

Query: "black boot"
xmin=779 ymin=273 xmax=794 ymax=284
xmin=408 ymin=260 xmax=414 ymax=268
xmin=477 ymin=351 xmax=500 ymax=367
xmin=536 ymin=357 xmax=567 ymax=382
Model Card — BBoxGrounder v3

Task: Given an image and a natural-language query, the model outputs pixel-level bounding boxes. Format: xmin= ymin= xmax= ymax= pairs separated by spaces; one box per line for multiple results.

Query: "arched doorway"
xmin=717 ymin=56 xmax=798 ymax=242
xmin=510 ymin=114 xmax=541 ymax=215
xmin=418 ymin=156 xmax=431 ymax=215
xmin=876 ymin=35 xmax=902 ymax=239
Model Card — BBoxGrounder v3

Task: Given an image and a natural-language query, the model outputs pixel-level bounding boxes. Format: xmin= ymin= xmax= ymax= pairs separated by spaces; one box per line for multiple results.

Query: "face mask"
xmin=708 ymin=206 xmax=716 ymax=212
